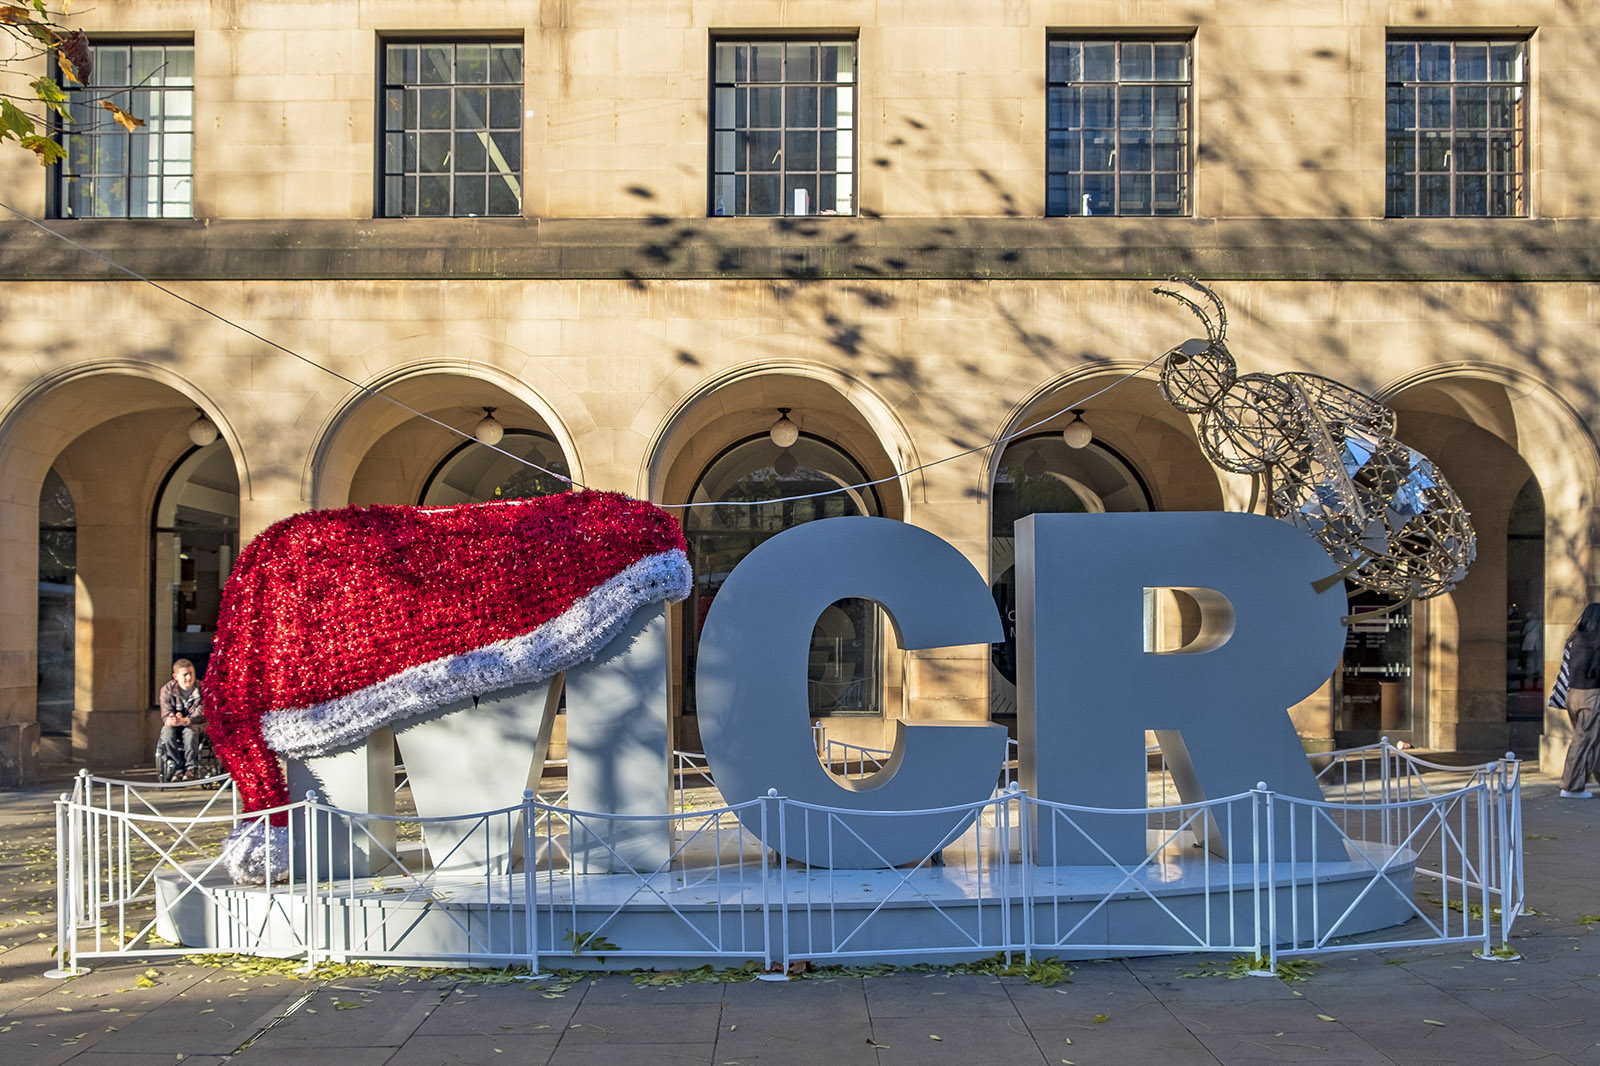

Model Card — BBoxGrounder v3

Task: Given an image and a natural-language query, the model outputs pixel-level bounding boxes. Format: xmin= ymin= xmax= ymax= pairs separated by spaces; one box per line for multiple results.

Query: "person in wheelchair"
xmin=157 ymin=659 xmax=206 ymax=781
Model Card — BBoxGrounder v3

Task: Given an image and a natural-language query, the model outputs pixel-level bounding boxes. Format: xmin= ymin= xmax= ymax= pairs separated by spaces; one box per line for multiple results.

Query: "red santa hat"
xmin=204 ymin=490 xmax=690 ymax=881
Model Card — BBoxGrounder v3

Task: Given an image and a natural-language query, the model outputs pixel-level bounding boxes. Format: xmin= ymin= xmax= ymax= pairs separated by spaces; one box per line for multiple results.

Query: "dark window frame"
xmin=709 ymin=35 xmax=859 ymax=217
xmin=49 ymin=39 xmax=195 ymax=220
xmin=377 ymin=37 xmax=525 ymax=218
xmin=1045 ymin=35 xmax=1193 ymax=218
xmin=1385 ymin=35 xmax=1528 ymax=218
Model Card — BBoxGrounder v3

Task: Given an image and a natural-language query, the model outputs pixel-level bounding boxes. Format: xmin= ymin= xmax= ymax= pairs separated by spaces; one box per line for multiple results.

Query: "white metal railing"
xmin=51 ymin=740 xmax=1523 ymax=976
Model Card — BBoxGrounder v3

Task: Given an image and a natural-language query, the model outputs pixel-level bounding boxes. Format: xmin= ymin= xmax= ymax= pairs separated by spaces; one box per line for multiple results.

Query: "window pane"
xmin=1120 ymin=85 xmax=1152 ymax=127
xmin=785 ymin=128 xmax=818 ymax=170
xmin=454 ymin=130 xmax=487 ymax=171
xmin=1418 ymin=174 xmax=1450 ymax=214
xmin=1454 ymin=131 xmax=1487 ymax=172
xmin=1082 ymin=173 xmax=1113 ymax=214
xmin=1417 ymin=86 xmax=1451 ymax=128
xmin=1490 ymin=42 xmax=1523 ymax=81
xmin=786 ymin=86 xmax=818 ymax=127
xmin=1455 ymin=43 xmax=1488 ymax=82
xmin=1047 ymin=41 xmax=1080 ymax=83
xmin=1119 ymin=172 xmax=1151 ymax=213
xmin=1417 ymin=42 xmax=1451 ymax=81
xmin=418 ymin=131 xmax=450 ymax=171
xmin=420 ymin=46 xmax=452 ymax=84
xmin=1456 ymin=86 xmax=1487 ymax=129
xmin=455 ymin=86 xmax=488 ymax=127
xmin=714 ymin=43 xmax=739 ymax=82
xmin=487 ymin=177 xmax=520 ymax=215
xmin=748 ymin=130 xmax=782 ymax=170
xmin=749 ymin=87 xmax=781 ymax=126
xmin=419 ymin=88 xmax=451 ymax=128
xmin=456 ymin=44 xmax=489 ymax=84
xmin=489 ymin=87 xmax=521 ymax=129
xmin=821 ymin=43 xmax=853 ymax=83
xmin=1081 ymin=85 xmax=1114 ymax=127
xmin=1455 ymin=173 xmax=1486 ymax=216
xmin=454 ymin=174 xmax=486 ymax=215
xmin=1121 ymin=42 xmax=1153 ymax=80
xmin=1082 ymin=42 xmax=1115 ymax=80
xmin=750 ymin=43 xmax=783 ymax=82
xmin=490 ymin=45 xmax=521 ymax=84
xmin=387 ymin=44 xmax=416 ymax=84
xmin=1153 ymin=43 xmax=1187 ymax=80
xmin=417 ymin=174 xmax=450 ymax=214
xmin=786 ymin=42 xmax=818 ymax=81
xmin=1386 ymin=41 xmax=1414 ymax=81
xmin=490 ymin=130 xmax=521 ymax=173
xmin=747 ymin=174 xmax=780 ymax=214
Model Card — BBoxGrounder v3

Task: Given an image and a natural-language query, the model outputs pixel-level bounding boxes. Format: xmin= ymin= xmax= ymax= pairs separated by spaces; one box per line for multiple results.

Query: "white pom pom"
xmin=222 ymin=820 xmax=291 ymax=884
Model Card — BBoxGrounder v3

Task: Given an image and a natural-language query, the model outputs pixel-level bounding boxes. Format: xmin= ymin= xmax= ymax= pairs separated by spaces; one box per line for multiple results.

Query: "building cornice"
xmin=3 ymin=217 xmax=1597 ymax=283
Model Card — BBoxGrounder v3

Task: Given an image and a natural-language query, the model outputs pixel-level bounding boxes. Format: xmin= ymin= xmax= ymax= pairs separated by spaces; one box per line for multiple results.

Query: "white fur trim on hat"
xmin=260 ymin=549 xmax=690 ymax=759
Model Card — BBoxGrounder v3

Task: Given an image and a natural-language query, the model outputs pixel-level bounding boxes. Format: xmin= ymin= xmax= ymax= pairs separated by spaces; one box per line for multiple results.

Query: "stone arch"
xmin=983 ymin=363 xmax=1225 ymax=514
xmin=1378 ymin=364 xmax=1599 ymax=753
xmin=0 ymin=363 xmax=245 ymax=780
xmin=306 ymin=359 xmax=589 ymax=509
xmin=645 ymin=360 xmax=917 ymax=520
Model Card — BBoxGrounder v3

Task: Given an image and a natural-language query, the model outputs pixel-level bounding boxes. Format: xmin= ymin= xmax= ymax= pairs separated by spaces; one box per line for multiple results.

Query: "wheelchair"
xmin=156 ymin=725 xmax=222 ymax=785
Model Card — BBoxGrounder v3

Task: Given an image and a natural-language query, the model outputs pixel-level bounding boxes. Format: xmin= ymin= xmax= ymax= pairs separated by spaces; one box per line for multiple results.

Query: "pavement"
xmin=1 ymin=760 xmax=1599 ymax=1066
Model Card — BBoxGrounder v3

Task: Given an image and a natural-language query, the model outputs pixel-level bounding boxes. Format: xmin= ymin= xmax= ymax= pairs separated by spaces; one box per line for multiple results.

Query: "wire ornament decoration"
xmin=1154 ymin=277 xmax=1476 ymax=604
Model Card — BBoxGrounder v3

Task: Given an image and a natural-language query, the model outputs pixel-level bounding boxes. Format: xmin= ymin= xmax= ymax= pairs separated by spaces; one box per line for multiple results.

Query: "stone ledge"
xmin=2 ymin=216 xmax=1598 ymax=282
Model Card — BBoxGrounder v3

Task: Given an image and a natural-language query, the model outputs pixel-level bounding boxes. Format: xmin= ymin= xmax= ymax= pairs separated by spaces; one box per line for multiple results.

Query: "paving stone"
xmin=558 ymin=1000 xmax=725 ymax=1045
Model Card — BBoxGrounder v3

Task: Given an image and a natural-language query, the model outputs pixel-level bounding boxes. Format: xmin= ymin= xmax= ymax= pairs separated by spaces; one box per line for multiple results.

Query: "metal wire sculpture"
xmin=1153 ymin=277 xmax=1476 ymax=603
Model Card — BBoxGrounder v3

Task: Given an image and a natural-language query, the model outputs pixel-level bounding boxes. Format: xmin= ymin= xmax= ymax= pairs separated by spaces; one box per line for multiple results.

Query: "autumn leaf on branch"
xmin=99 ymin=99 xmax=143 ymax=132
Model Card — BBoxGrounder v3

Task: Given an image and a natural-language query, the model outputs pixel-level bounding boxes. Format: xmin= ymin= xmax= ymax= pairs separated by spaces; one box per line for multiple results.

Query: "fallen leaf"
xmin=1423 ymin=1019 xmax=1446 ymax=1026
xmin=930 ymin=1034 xmax=942 ymax=1040
xmin=1093 ymin=1014 xmax=1109 ymax=1023
xmin=1317 ymin=1014 xmax=1337 ymax=1022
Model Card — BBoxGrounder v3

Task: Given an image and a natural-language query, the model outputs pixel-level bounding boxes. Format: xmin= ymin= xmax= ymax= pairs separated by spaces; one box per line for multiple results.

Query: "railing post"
xmin=44 ymin=793 xmax=82 ymax=978
xmin=773 ymin=789 xmax=788 ymax=975
xmin=522 ymin=788 xmax=542 ymax=976
xmin=1253 ymin=781 xmax=1278 ymax=975
xmin=1017 ymin=787 xmax=1033 ymax=961
xmin=302 ymin=790 xmax=320 ymax=971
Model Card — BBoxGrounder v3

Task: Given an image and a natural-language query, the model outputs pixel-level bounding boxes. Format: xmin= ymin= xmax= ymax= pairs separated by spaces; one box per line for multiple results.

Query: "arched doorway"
xmin=988 ymin=434 xmax=1152 ymax=718
xmin=151 ymin=440 xmax=240 ymax=682
xmin=682 ymin=434 xmax=887 ymax=719
xmin=419 ymin=430 xmax=571 ymax=505
xmin=37 ymin=468 xmax=76 ymax=740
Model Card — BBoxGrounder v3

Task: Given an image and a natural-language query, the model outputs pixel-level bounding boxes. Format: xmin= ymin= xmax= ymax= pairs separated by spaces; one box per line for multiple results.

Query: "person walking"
xmin=1557 ymin=603 xmax=1600 ymax=798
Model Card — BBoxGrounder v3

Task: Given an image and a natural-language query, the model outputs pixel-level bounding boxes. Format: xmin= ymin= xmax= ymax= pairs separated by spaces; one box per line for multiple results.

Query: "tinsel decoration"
xmin=203 ymin=490 xmax=691 ymax=883
xmin=1154 ymin=278 xmax=1476 ymax=601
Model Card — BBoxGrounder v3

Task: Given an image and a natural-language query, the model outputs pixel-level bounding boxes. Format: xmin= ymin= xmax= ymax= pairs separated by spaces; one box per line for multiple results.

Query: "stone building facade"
xmin=0 ymin=1 xmax=1595 ymax=784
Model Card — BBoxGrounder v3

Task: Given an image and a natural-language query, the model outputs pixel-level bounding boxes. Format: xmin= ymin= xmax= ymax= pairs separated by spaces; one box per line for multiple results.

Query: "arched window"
xmin=684 ymin=434 xmax=885 ymax=717
xmin=37 ymin=468 xmax=75 ymax=737
xmin=152 ymin=441 xmax=239 ymax=683
xmin=419 ymin=430 xmax=571 ymax=506
xmin=989 ymin=435 xmax=1152 ymax=717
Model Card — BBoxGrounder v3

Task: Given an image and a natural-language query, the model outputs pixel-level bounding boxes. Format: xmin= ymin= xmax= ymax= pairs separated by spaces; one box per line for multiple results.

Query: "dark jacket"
xmin=1567 ymin=632 xmax=1600 ymax=691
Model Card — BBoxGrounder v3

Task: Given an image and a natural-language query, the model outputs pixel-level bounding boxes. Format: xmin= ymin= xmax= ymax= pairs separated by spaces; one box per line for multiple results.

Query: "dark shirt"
xmin=159 ymin=680 xmax=204 ymax=724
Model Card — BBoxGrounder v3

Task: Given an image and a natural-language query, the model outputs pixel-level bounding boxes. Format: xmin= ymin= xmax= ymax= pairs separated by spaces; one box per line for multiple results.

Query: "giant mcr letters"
xmin=284 ymin=509 xmax=1350 ymax=876
xmin=696 ymin=511 xmax=1349 ymax=867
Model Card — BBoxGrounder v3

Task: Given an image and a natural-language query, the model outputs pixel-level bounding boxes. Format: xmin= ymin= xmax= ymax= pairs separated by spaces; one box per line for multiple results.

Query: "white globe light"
xmin=1063 ymin=412 xmax=1092 ymax=449
xmin=474 ymin=407 xmax=504 ymax=446
xmin=187 ymin=411 xmax=219 ymax=447
xmin=769 ymin=409 xmax=799 ymax=449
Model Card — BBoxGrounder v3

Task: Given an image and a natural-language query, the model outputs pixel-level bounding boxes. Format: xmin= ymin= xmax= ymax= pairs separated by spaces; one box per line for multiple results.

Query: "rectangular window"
xmin=1386 ymin=37 xmax=1527 ymax=217
xmin=1047 ymin=38 xmax=1191 ymax=217
xmin=56 ymin=43 xmax=194 ymax=219
xmin=380 ymin=40 xmax=523 ymax=217
xmin=711 ymin=38 xmax=856 ymax=217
